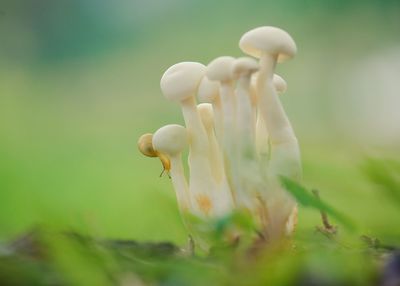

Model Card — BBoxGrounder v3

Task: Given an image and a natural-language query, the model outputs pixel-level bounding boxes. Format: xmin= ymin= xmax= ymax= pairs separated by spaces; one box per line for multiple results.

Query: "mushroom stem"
xmin=220 ymin=82 xmax=236 ymax=180
xmin=256 ymin=74 xmax=288 ymax=162
xmin=197 ymin=103 xmax=224 ymax=184
xmin=169 ymin=155 xmax=191 ymax=213
xmin=257 ymin=54 xmax=301 ymax=179
xmin=212 ymin=95 xmax=224 ymax=145
xmin=257 ymin=54 xmax=295 ymax=144
xmin=255 ymin=114 xmax=269 ymax=159
xmin=219 ymin=82 xmax=237 ymax=157
xmin=180 ymin=96 xmax=210 ymax=154
xmin=198 ymin=103 xmax=233 ymax=214
xmin=236 ymin=76 xmax=256 ymax=159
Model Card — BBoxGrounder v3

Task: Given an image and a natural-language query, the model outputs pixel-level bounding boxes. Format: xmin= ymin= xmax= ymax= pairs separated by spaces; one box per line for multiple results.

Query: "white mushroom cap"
xmin=197 ymin=76 xmax=219 ymax=103
xmin=197 ymin=103 xmax=214 ymax=130
xmin=273 ymin=74 xmax=287 ymax=94
xmin=206 ymin=56 xmax=236 ymax=83
xmin=152 ymin=124 xmax=189 ymax=156
xmin=232 ymin=57 xmax=259 ymax=77
xmin=239 ymin=26 xmax=297 ymax=63
xmin=160 ymin=62 xmax=206 ymax=101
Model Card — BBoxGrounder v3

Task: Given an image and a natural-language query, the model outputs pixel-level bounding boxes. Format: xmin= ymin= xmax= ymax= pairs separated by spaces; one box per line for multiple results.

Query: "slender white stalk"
xmin=181 ymin=97 xmax=210 ymax=155
xmin=169 ymin=155 xmax=191 ymax=213
xmin=219 ymin=82 xmax=237 ymax=160
xmin=257 ymin=55 xmax=301 ymax=180
xmin=236 ymin=75 xmax=256 ymax=160
xmin=198 ymin=103 xmax=233 ymax=215
xmin=256 ymin=74 xmax=288 ymax=163
xmin=212 ymin=95 xmax=223 ymax=146
xmin=197 ymin=103 xmax=224 ymax=184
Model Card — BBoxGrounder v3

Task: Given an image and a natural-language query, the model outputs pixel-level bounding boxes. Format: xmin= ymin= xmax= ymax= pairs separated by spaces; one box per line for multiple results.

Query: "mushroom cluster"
xmin=138 ymin=26 xmax=301 ymax=250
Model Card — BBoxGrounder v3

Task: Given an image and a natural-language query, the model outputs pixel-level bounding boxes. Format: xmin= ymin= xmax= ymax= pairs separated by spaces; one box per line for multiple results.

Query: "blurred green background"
xmin=0 ymin=0 xmax=399 ymax=245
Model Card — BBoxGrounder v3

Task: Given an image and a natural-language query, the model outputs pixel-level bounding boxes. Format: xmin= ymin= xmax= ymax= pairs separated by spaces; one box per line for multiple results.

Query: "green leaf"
xmin=279 ymin=176 xmax=356 ymax=231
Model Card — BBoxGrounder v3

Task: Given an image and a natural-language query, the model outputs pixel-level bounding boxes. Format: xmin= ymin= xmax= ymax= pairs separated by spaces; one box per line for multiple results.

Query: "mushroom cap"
xmin=239 ymin=26 xmax=297 ymax=62
xmin=206 ymin=56 xmax=236 ymax=83
xmin=152 ymin=124 xmax=189 ymax=156
xmin=197 ymin=103 xmax=214 ymax=131
xmin=197 ymin=76 xmax=219 ymax=103
xmin=138 ymin=133 xmax=157 ymax=157
xmin=160 ymin=62 xmax=206 ymax=101
xmin=273 ymin=74 xmax=287 ymax=94
xmin=232 ymin=57 xmax=259 ymax=77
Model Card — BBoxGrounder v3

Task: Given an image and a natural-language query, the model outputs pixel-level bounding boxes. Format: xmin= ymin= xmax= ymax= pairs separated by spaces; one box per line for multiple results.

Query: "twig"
xmin=312 ymin=189 xmax=337 ymax=235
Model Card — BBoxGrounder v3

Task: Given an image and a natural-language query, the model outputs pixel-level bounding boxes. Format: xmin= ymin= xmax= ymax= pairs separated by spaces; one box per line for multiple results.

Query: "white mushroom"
xmin=152 ymin=124 xmax=191 ymax=213
xmin=240 ymin=27 xmax=301 ymax=241
xmin=160 ymin=62 xmax=218 ymax=217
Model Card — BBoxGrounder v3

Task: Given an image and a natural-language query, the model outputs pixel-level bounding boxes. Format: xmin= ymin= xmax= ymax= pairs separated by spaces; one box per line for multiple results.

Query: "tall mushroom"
xmin=160 ymin=62 xmax=218 ymax=217
xmin=239 ymin=27 xmax=301 ymax=241
xmin=152 ymin=124 xmax=191 ymax=213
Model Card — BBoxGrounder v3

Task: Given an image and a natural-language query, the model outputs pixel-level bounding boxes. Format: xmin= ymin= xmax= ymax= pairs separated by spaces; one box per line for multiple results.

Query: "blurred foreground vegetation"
xmin=0 ymin=158 xmax=399 ymax=285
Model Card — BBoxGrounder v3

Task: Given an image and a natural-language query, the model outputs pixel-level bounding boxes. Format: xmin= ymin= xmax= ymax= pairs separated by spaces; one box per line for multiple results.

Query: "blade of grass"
xmin=279 ymin=176 xmax=356 ymax=231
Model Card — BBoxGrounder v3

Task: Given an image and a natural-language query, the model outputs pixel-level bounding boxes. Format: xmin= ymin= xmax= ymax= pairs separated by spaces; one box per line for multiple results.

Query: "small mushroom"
xmin=152 ymin=124 xmax=190 ymax=213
